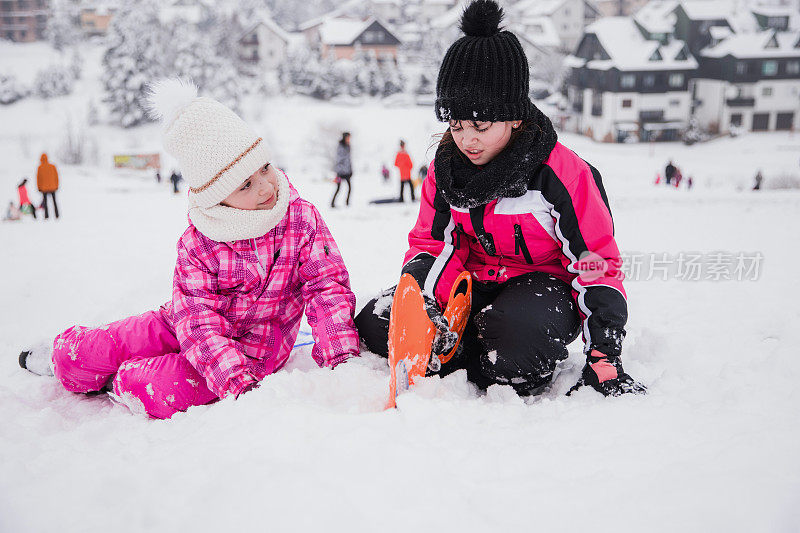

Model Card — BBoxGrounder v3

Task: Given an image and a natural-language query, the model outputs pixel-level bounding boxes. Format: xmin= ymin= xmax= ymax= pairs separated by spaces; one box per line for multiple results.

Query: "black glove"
xmin=422 ymin=293 xmax=458 ymax=365
xmin=567 ymin=352 xmax=647 ymax=397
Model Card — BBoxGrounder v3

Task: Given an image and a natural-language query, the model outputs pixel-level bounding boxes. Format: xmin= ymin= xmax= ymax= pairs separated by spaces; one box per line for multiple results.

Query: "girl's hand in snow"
xmin=567 ymin=350 xmax=647 ymax=397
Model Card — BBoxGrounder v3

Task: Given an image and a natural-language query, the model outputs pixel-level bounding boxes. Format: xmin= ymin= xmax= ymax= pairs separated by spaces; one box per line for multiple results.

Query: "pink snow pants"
xmin=52 ymin=310 xmax=218 ymax=419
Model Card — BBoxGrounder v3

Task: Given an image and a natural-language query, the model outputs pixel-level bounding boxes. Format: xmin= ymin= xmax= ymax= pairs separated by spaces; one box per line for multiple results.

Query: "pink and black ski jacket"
xmin=160 ymin=185 xmax=359 ymax=399
xmin=403 ymin=142 xmax=627 ymax=357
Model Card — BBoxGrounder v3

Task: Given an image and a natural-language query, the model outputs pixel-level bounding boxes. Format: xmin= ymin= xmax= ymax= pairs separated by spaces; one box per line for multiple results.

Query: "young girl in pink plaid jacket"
xmin=19 ymin=80 xmax=360 ymax=419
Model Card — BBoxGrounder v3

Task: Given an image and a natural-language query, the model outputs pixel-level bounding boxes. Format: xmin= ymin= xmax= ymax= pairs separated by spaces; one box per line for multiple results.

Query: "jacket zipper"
xmin=514 ymin=224 xmax=534 ymax=264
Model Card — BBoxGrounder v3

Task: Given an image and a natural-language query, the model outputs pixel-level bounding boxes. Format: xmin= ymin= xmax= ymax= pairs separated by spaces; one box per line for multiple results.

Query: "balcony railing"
xmin=725 ymin=97 xmax=755 ymax=108
xmin=639 ymin=110 xmax=664 ymax=121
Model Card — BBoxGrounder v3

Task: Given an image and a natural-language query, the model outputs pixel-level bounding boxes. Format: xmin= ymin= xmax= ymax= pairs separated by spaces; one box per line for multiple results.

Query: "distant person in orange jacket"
xmin=36 ymin=153 xmax=59 ymax=219
xmin=394 ymin=139 xmax=415 ymax=202
xmin=17 ymin=178 xmax=37 ymax=219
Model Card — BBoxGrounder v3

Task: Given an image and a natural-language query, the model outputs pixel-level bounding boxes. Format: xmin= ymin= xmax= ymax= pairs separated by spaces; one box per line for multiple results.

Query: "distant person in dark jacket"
xmin=665 ymin=160 xmax=677 ymax=185
xmin=753 ymin=170 xmax=763 ymax=191
xmin=331 ymin=132 xmax=352 ymax=208
xmin=170 ymin=170 xmax=182 ymax=194
xmin=37 ymin=153 xmax=59 ymax=219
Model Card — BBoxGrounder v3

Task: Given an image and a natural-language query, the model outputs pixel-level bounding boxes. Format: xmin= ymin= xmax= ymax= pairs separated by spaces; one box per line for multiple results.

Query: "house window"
xmin=730 ymin=113 xmax=742 ymax=126
xmin=643 ymin=74 xmax=656 ymax=88
xmin=762 ymin=60 xmax=778 ymax=76
xmin=736 ymin=62 xmax=748 ymax=75
xmin=788 ymin=61 xmax=800 ymax=75
xmin=620 ymin=74 xmax=636 ymax=89
xmin=621 ymin=99 xmax=632 ymax=108
xmin=762 ymin=86 xmax=773 ymax=97
xmin=669 ymin=73 xmax=684 ymax=88
xmin=591 ymin=91 xmax=603 ymax=116
xmin=776 ymin=112 xmax=794 ymax=130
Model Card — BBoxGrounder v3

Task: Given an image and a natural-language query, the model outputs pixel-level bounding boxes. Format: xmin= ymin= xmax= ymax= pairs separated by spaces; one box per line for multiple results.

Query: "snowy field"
xmin=3 ymin=63 xmax=800 ymax=531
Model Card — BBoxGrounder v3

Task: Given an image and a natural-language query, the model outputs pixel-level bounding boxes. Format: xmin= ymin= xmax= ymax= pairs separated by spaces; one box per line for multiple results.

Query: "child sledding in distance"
xmin=19 ymin=79 xmax=360 ymax=419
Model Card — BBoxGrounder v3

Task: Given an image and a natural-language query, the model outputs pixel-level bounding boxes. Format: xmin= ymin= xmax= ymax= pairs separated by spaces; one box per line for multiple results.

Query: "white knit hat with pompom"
xmin=146 ymin=79 xmax=271 ymax=209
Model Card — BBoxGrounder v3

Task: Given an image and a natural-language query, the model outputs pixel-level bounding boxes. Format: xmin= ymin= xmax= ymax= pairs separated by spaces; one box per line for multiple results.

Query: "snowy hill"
xmin=2 ymin=43 xmax=800 ymax=533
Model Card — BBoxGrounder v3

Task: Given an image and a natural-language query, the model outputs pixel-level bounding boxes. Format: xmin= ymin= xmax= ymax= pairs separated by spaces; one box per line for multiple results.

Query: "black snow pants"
xmin=41 ymin=191 xmax=59 ymax=219
xmin=354 ymin=271 xmax=581 ymax=395
xmin=331 ymin=174 xmax=352 ymax=207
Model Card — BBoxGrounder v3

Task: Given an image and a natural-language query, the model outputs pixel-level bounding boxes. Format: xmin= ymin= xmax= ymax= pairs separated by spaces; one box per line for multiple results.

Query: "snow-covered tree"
xmin=33 ymin=64 xmax=74 ymax=98
xmin=86 ymin=99 xmax=99 ymax=125
xmin=380 ymin=58 xmax=405 ymax=97
xmin=102 ymin=1 xmax=166 ymax=128
xmin=0 ymin=74 xmax=27 ymax=105
xmin=169 ymin=25 xmax=243 ymax=114
xmin=69 ymin=47 xmax=83 ymax=81
xmin=414 ymin=72 xmax=435 ymax=95
xmin=46 ymin=0 xmax=80 ymax=51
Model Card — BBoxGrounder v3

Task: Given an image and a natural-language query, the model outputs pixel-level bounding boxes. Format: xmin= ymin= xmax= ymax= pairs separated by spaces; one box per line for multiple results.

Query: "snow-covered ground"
xmin=3 ymin=46 xmax=800 ymax=533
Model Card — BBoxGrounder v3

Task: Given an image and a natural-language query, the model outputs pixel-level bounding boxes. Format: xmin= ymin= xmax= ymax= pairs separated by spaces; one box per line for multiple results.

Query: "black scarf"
xmin=434 ymin=106 xmax=558 ymax=209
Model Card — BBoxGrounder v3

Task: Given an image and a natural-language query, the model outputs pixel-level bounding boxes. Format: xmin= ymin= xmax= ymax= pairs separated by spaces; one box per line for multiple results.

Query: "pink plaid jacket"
xmin=160 ymin=183 xmax=359 ymax=399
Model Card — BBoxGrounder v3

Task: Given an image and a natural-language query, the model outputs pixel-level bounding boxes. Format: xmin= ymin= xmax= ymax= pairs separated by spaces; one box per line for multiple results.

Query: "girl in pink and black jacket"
xmin=19 ymin=80 xmax=360 ymax=418
xmin=356 ymin=0 xmax=645 ymax=397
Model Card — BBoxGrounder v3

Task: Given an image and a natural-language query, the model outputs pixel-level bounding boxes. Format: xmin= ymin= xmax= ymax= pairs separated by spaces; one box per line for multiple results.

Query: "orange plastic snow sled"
xmin=386 ymin=271 xmax=472 ymax=408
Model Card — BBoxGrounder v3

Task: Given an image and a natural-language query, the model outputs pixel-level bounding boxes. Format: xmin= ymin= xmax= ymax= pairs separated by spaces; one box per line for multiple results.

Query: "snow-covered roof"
xmin=702 ymin=30 xmax=800 ymax=58
xmin=240 ymin=10 xmax=292 ymax=43
xmin=679 ymin=0 xmax=736 ymax=20
xmin=314 ymin=17 xmax=399 ymax=46
xmin=576 ymin=17 xmax=698 ymax=71
xmin=515 ymin=0 xmax=568 ymax=17
xmin=709 ymin=25 xmax=732 ymax=40
xmin=515 ymin=16 xmax=562 ymax=48
xmin=319 ymin=17 xmax=370 ymax=45
xmin=634 ymin=0 xmax=678 ymax=34
xmin=158 ymin=4 xmax=202 ymax=24
xmin=750 ymin=6 xmax=795 ymax=18
xmin=298 ymin=0 xmax=362 ymax=31
xmin=430 ymin=0 xmax=469 ymax=29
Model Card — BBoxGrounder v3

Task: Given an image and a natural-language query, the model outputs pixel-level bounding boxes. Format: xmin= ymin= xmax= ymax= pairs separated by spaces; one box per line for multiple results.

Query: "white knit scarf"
xmin=188 ymin=169 xmax=291 ymax=242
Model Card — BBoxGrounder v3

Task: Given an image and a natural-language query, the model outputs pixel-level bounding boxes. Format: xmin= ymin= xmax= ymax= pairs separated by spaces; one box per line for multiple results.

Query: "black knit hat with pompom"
xmin=435 ymin=0 xmax=533 ymax=122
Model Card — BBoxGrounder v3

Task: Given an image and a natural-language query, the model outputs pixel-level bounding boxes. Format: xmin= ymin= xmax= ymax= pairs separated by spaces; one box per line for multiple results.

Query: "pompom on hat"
xmin=435 ymin=0 xmax=534 ymax=123
xmin=146 ymin=79 xmax=271 ymax=209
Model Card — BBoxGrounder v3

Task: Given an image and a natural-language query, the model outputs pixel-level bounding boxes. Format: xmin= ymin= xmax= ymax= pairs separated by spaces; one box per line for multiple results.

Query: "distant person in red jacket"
xmin=394 ymin=140 xmax=415 ymax=202
xmin=17 ymin=178 xmax=37 ymax=219
xmin=36 ymin=153 xmax=60 ymax=219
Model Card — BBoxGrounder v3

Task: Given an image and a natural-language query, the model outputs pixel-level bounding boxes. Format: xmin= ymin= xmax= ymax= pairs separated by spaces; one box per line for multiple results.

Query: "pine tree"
xmin=102 ymin=1 xmax=165 ymax=128
xmin=46 ymin=0 xmax=80 ymax=51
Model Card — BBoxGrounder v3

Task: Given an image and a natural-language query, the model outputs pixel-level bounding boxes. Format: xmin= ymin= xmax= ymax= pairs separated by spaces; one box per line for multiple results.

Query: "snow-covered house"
xmin=418 ymin=0 xmax=459 ymax=22
xmin=369 ymin=0 xmax=403 ymax=25
xmin=692 ymin=30 xmax=800 ymax=132
xmin=565 ymin=17 xmax=698 ymax=142
xmin=511 ymin=18 xmax=565 ymax=85
xmin=633 ymin=0 xmax=678 ymax=43
xmin=238 ymin=11 xmax=293 ymax=72
xmin=301 ymin=16 xmax=401 ymax=61
xmin=512 ymin=0 xmax=600 ymax=53
xmin=0 ymin=0 xmax=48 ymax=42
xmin=79 ymin=4 xmax=115 ymax=38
